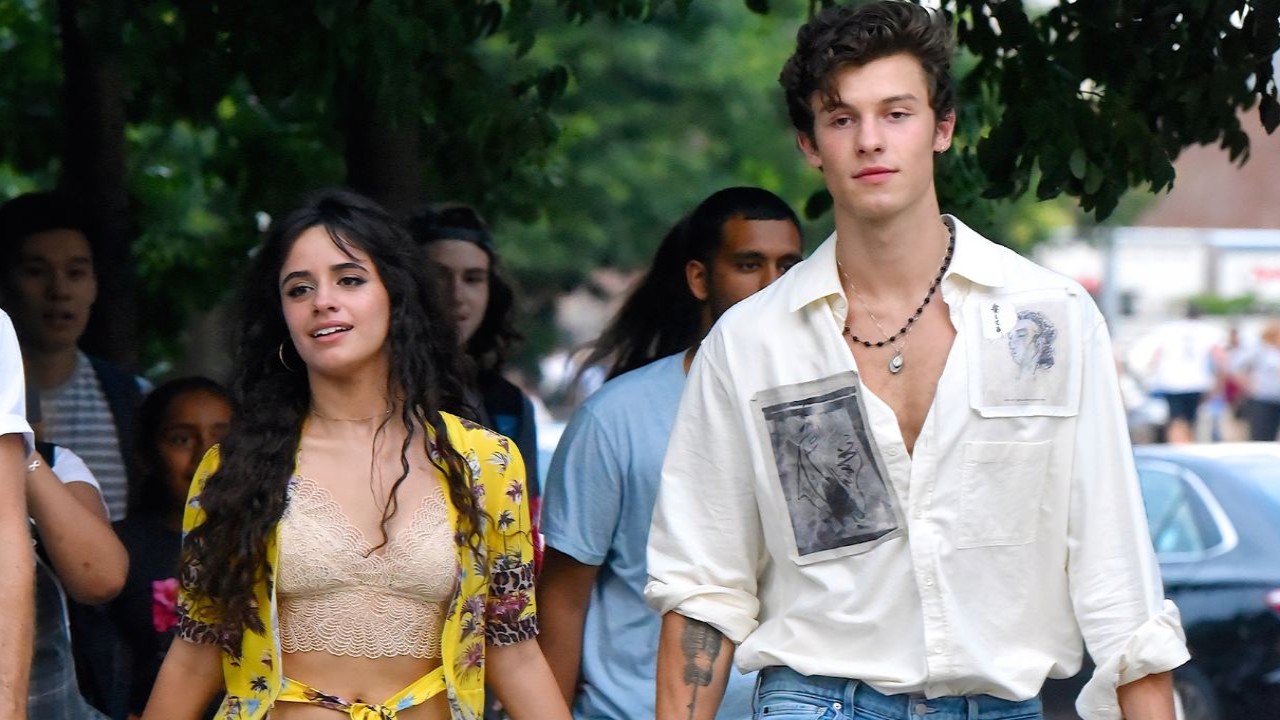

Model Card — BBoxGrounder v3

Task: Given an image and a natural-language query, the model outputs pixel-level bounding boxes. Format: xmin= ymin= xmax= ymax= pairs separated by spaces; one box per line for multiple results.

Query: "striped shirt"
xmin=40 ymin=352 xmax=147 ymax=521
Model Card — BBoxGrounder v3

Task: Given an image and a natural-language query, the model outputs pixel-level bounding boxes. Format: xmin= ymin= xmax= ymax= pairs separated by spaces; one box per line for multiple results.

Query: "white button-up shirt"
xmin=645 ymin=217 xmax=1188 ymax=720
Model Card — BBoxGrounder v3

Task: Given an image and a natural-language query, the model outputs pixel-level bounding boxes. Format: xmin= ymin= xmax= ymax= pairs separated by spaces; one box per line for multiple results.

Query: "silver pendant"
xmin=889 ymin=352 xmax=904 ymax=374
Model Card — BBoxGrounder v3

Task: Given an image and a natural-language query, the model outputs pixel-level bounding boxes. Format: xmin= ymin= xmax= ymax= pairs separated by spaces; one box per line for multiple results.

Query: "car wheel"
xmin=1174 ymin=665 xmax=1220 ymax=720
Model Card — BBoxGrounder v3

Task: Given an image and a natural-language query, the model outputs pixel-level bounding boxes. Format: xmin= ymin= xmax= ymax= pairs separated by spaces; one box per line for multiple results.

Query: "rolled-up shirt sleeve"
xmin=645 ymin=333 xmax=764 ymax=644
xmin=484 ymin=441 xmax=539 ymax=645
xmin=1069 ymin=312 xmax=1189 ymax=719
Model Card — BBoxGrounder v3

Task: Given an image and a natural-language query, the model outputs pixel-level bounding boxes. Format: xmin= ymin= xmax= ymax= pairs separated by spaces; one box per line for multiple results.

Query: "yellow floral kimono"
xmin=176 ymin=413 xmax=538 ymax=720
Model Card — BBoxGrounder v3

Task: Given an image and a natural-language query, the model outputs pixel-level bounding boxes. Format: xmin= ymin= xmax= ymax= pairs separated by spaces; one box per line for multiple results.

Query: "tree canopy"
xmin=0 ymin=0 xmax=1274 ymax=372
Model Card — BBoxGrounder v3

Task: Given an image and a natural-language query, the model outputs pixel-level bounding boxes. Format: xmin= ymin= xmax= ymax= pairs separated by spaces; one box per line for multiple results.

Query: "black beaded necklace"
xmin=838 ymin=225 xmax=955 ymax=375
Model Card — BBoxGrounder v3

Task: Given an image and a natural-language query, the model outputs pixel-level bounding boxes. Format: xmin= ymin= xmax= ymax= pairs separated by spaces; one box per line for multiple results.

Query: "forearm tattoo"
xmin=679 ymin=617 xmax=724 ymax=720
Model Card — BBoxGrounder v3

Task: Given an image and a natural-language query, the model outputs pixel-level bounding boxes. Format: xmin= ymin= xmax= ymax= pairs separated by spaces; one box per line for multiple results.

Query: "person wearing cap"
xmin=408 ymin=204 xmax=541 ymax=520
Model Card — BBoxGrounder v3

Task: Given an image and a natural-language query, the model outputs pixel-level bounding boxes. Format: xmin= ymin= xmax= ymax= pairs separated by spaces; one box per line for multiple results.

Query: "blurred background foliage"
xmin=0 ymin=0 xmax=1275 ymax=376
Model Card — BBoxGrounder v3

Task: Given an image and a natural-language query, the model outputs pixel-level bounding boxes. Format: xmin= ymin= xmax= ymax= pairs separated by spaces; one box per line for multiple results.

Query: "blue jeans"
xmin=753 ymin=667 xmax=1043 ymax=720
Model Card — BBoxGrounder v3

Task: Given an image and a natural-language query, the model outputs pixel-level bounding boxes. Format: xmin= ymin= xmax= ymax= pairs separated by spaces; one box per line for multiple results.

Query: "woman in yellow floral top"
xmin=141 ymin=190 xmax=570 ymax=720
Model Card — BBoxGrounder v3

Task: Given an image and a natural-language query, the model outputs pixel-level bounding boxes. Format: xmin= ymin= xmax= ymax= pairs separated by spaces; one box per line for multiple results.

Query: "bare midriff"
xmin=269 ymin=651 xmax=450 ymax=720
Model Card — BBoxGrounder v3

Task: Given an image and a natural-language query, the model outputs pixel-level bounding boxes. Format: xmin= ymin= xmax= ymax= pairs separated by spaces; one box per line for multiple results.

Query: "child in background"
xmin=109 ymin=377 xmax=232 ymax=719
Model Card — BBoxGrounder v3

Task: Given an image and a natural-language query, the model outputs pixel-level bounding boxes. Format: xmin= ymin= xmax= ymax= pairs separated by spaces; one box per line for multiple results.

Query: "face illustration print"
xmin=975 ymin=296 xmax=1076 ymax=414
xmin=1007 ymin=311 xmax=1057 ymax=378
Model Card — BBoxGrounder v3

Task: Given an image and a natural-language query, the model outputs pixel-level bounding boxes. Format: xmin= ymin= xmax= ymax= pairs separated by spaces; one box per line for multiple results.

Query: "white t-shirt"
xmin=1138 ymin=319 xmax=1222 ymax=394
xmin=1233 ymin=343 xmax=1280 ymax=403
xmin=0 ymin=311 xmax=33 ymax=454
xmin=49 ymin=445 xmax=107 ymax=515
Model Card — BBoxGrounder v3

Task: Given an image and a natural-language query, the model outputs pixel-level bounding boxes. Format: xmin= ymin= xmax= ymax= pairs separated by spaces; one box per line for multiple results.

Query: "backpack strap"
xmin=87 ymin=355 xmax=142 ymax=462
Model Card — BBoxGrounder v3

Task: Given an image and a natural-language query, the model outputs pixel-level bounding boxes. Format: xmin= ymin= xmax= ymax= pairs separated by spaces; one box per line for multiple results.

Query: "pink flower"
xmin=151 ymin=578 xmax=180 ymax=633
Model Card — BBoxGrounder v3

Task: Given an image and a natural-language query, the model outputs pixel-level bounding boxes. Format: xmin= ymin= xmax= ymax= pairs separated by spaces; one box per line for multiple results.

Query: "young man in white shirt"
xmin=645 ymin=3 xmax=1188 ymax=720
xmin=0 ymin=310 xmax=34 ymax=720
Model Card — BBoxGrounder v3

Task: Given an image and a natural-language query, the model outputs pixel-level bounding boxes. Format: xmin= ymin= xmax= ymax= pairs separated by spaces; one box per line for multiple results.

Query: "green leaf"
xmin=536 ymin=65 xmax=571 ymax=108
xmin=1084 ymin=162 xmax=1104 ymax=195
xmin=1261 ymin=95 xmax=1280 ymax=134
xmin=1068 ymin=148 xmax=1087 ymax=180
xmin=804 ymin=188 xmax=832 ymax=220
xmin=1093 ymin=184 xmax=1121 ymax=222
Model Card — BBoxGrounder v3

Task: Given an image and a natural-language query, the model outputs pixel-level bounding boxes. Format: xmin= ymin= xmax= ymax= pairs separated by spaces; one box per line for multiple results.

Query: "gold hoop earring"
xmin=278 ymin=342 xmax=295 ymax=372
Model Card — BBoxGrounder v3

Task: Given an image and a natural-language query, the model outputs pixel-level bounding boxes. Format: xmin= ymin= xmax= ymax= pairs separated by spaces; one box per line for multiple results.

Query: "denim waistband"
xmin=756 ymin=667 xmax=1042 ymax=720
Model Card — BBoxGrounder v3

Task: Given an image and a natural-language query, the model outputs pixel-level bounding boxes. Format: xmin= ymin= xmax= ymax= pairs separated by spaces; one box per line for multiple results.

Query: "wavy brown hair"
xmin=779 ymin=0 xmax=955 ymax=141
xmin=180 ymin=189 xmax=483 ymax=652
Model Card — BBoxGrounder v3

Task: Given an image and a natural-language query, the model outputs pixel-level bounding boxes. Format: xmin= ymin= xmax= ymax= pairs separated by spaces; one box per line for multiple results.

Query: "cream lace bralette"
xmin=277 ymin=475 xmax=456 ymax=659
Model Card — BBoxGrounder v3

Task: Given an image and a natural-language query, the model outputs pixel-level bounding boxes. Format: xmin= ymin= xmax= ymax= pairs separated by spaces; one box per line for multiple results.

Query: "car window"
xmin=1137 ymin=467 xmax=1206 ymax=555
xmin=1231 ymin=458 xmax=1280 ymax=517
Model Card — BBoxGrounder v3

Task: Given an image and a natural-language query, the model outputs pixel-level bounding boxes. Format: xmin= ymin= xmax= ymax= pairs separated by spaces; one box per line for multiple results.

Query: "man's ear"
xmin=934 ymin=109 xmax=956 ymax=153
xmin=797 ymin=131 xmax=823 ymax=169
xmin=686 ymin=259 xmax=710 ymax=302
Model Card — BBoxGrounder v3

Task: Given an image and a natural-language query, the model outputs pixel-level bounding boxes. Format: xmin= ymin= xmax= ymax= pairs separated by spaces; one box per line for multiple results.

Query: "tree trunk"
xmin=343 ymin=81 xmax=424 ymax=220
xmin=57 ymin=0 xmax=137 ymax=369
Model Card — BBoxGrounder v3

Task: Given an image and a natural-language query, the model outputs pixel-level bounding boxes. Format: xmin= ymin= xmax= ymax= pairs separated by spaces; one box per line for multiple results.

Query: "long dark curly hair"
xmin=181 ymin=189 xmax=483 ymax=650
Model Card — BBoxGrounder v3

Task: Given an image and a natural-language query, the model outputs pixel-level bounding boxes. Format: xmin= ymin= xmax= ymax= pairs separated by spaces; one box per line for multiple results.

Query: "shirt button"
xmin=933 ymin=646 xmax=944 ymax=655
xmin=886 ymin=447 xmax=899 ymax=456
xmin=924 ymin=576 xmax=935 ymax=587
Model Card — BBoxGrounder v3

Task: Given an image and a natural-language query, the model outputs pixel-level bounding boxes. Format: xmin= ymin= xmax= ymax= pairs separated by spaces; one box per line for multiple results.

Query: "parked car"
xmin=1045 ymin=442 xmax=1280 ymax=719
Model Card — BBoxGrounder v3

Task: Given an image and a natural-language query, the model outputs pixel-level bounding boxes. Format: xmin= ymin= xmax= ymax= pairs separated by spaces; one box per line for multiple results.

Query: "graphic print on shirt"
xmin=752 ymin=372 xmax=901 ymax=563
xmin=1006 ymin=309 xmax=1057 ymax=378
xmin=970 ymin=290 xmax=1081 ymax=417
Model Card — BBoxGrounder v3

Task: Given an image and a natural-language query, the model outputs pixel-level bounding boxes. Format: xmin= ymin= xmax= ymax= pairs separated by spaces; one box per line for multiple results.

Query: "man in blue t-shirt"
xmin=538 ymin=188 xmax=803 ymax=720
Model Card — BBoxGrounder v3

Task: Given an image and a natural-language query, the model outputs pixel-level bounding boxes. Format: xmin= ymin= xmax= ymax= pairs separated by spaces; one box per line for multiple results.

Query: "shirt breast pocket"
xmin=956 ymin=440 xmax=1052 ymax=548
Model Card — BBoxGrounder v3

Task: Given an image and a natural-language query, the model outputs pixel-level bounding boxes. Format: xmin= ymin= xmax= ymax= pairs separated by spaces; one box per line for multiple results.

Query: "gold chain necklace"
xmin=309 ymin=407 xmax=393 ymax=422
